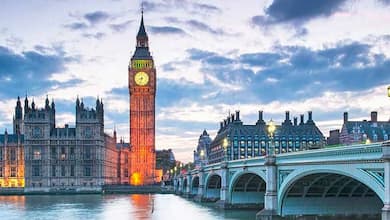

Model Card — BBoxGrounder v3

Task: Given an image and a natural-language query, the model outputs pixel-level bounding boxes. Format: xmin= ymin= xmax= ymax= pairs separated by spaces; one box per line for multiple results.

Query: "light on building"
xmin=366 ymin=139 xmax=371 ymax=144
xmin=222 ymin=138 xmax=228 ymax=149
xmin=267 ymin=119 xmax=276 ymax=136
xmin=388 ymin=86 xmax=390 ymax=97
xmin=200 ymin=149 xmax=205 ymax=158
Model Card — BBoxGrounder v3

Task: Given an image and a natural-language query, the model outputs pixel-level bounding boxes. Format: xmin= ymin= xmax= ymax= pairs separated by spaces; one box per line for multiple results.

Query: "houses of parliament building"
xmin=0 ymin=96 xmax=119 ymax=192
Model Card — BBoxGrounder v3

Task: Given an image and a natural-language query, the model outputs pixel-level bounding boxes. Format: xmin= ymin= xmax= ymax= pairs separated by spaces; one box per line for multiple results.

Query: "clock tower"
xmin=128 ymin=12 xmax=156 ymax=185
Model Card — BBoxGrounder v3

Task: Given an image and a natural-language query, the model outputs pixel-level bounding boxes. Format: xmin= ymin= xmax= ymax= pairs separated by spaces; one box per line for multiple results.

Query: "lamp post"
xmin=388 ymin=86 xmax=390 ymax=98
xmin=222 ymin=137 xmax=229 ymax=162
xmin=200 ymin=149 xmax=205 ymax=167
xmin=267 ymin=119 xmax=276 ymax=156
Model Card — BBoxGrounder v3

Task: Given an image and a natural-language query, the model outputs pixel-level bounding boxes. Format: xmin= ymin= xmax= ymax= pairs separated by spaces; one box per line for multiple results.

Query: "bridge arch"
xmin=229 ymin=171 xmax=266 ymax=206
xmin=191 ymin=175 xmax=199 ymax=195
xmin=204 ymin=173 xmax=222 ymax=201
xmin=278 ymin=168 xmax=384 ymax=216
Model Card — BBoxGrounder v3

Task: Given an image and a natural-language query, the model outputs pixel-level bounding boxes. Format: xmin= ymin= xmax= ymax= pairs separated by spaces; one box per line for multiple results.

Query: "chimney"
xmin=65 ymin=124 xmax=69 ymax=128
xmin=235 ymin=110 xmax=240 ymax=121
xmin=300 ymin=114 xmax=304 ymax=125
xmin=371 ymin=111 xmax=378 ymax=122
xmin=285 ymin=111 xmax=290 ymax=121
xmin=224 ymin=119 xmax=227 ymax=127
xmin=220 ymin=122 xmax=223 ymax=129
xmin=259 ymin=110 xmax=263 ymax=121
xmin=231 ymin=114 xmax=235 ymax=122
xmin=293 ymin=117 xmax=297 ymax=126
xmin=308 ymin=111 xmax=312 ymax=121
xmin=343 ymin=112 xmax=348 ymax=123
xmin=227 ymin=116 xmax=231 ymax=124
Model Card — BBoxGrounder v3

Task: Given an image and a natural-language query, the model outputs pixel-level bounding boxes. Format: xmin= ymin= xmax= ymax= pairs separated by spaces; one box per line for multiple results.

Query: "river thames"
xmin=0 ymin=194 xmax=381 ymax=220
xmin=0 ymin=194 xmax=258 ymax=220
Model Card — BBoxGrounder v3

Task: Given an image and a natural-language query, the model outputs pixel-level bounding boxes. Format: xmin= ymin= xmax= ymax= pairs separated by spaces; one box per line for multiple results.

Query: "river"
xmin=0 ymin=194 xmax=380 ymax=220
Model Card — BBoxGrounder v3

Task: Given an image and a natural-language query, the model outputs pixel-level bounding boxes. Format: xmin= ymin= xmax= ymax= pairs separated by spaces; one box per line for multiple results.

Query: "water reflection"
xmin=0 ymin=194 xmax=381 ymax=220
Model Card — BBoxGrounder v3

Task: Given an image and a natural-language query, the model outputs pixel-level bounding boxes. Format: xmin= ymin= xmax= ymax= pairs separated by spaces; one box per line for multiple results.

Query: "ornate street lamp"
xmin=267 ymin=119 xmax=276 ymax=156
xmin=222 ymin=137 xmax=229 ymax=162
xmin=388 ymin=86 xmax=390 ymax=98
xmin=200 ymin=149 xmax=205 ymax=167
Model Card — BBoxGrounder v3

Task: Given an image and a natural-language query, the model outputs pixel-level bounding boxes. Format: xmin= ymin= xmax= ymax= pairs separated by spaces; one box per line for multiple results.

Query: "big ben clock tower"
xmin=128 ymin=12 xmax=156 ymax=185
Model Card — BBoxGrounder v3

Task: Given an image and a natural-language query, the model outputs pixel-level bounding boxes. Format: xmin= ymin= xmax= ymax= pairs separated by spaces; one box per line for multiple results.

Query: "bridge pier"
xmin=194 ymin=168 xmax=205 ymax=202
xmin=256 ymin=155 xmax=281 ymax=220
xmin=184 ymin=174 xmax=192 ymax=198
xmin=382 ymin=141 xmax=390 ymax=220
xmin=216 ymin=162 xmax=231 ymax=208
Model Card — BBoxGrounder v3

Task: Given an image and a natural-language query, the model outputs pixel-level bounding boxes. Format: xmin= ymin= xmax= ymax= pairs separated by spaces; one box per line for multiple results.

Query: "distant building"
xmin=156 ymin=149 xmax=176 ymax=173
xmin=208 ymin=110 xmax=325 ymax=164
xmin=193 ymin=130 xmax=212 ymax=168
xmin=327 ymin=129 xmax=340 ymax=145
xmin=0 ymin=97 xmax=25 ymax=187
xmin=22 ymin=96 xmax=118 ymax=192
xmin=340 ymin=111 xmax=390 ymax=145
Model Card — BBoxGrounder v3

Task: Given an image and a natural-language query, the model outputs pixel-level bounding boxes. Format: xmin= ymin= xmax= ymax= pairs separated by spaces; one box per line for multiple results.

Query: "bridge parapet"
xmin=276 ymin=142 xmax=382 ymax=165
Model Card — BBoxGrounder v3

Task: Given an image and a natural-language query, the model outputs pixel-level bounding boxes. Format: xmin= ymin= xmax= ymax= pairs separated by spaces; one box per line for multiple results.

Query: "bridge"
xmin=173 ymin=141 xmax=390 ymax=219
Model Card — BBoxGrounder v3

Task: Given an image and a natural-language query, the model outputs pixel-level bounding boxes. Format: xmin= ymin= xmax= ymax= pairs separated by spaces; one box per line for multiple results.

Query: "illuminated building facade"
xmin=23 ymin=96 xmax=118 ymax=192
xmin=208 ymin=110 xmax=325 ymax=164
xmin=0 ymin=97 xmax=25 ymax=188
xmin=193 ymin=130 xmax=211 ymax=168
xmin=128 ymin=13 xmax=156 ymax=185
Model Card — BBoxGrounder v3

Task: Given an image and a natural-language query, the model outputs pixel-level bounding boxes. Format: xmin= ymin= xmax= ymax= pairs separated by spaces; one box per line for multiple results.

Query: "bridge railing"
xmin=187 ymin=142 xmax=384 ymax=174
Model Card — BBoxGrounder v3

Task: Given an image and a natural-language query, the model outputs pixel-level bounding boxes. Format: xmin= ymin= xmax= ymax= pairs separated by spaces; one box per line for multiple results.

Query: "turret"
xmin=24 ymin=95 xmax=29 ymax=114
xmin=45 ymin=95 xmax=50 ymax=110
xmin=13 ymin=96 xmax=23 ymax=134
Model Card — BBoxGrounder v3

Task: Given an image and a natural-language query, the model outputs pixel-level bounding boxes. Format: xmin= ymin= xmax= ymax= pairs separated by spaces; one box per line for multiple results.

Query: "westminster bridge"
xmin=173 ymin=142 xmax=390 ymax=219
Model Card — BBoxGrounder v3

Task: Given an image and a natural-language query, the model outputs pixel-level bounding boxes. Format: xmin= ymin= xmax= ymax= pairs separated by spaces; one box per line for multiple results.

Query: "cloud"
xmin=192 ymin=3 xmax=221 ymax=14
xmin=64 ymin=22 xmax=89 ymax=30
xmin=82 ymin=32 xmax=105 ymax=39
xmin=84 ymin=11 xmax=110 ymax=25
xmin=148 ymin=26 xmax=187 ymax=35
xmin=252 ymin=0 xmax=348 ymax=27
xmin=183 ymin=40 xmax=390 ymax=104
xmin=110 ymin=20 xmax=133 ymax=32
xmin=0 ymin=45 xmax=81 ymax=99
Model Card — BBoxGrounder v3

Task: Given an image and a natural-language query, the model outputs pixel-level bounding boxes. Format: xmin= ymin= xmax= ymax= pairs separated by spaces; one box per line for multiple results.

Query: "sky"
xmin=0 ymin=0 xmax=390 ymax=162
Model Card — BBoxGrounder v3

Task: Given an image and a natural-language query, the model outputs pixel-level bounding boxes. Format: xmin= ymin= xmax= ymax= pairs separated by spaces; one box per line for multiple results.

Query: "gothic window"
xmin=33 ymin=165 xmax=40 ymax=177
xmin=61 ymin=166 xmax=66 ymax=177
xmin=84 ymin=148 xmax=91 ymax=159
xmin=61 ymin=147 xmax=66 ymax=160
xmin=52 ymin=165 xmax=56 ymax=177
xmin=70 ymin=165 xmax=75 ymax=177
xmin=51 ymin=147 xmax=56 ymax=159
xmin=84 ymin=166 xmax=91 ymax=177
xmin=10 ymin=148 xmax=16 ymax=161
xmin=33 ymin=147 xmax=41 ymax=160
xmin=10 ymin=167 xmax=16 ymax=177
xmin=124 ymin=169 xmax=128 ymax=177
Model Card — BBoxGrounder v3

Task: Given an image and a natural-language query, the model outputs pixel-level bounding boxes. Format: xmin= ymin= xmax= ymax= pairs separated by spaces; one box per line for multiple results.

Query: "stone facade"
xmin=21 ymin=96 xmax=118 ymax=192
xmin=193 ymin=130 xmax=211 ymax=168
xmin=208 ymin=110 xmax=325 ymax=164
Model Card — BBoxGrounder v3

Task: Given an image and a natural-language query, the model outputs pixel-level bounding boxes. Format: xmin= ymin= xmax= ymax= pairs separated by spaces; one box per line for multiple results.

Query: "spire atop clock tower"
xmin=133 ymin=12 xmax=151 ymax=59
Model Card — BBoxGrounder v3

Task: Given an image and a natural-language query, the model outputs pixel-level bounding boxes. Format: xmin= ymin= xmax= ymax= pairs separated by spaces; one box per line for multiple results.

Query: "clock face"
xmin=134 ymin=72 xmax=149 ymax=86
